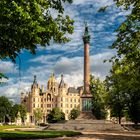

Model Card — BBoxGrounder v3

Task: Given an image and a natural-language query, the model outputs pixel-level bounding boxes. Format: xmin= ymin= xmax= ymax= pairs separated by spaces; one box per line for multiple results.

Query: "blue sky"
xmin=0 ymin=0 xmax=131 ymax=103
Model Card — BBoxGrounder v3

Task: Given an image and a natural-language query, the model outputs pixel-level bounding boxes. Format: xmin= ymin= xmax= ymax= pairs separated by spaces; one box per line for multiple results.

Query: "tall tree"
xmin=19 ymin=104 xmax=27 ymax=124
xmin=106 ymin=59 xmax=140 ymax=124
xmin=33 ymin=108 xmax=43 ymax=125
xmin=0 ymin=0 xmax=74 ymax=62
xmin=90 ymin=75 xmax=107 ymax=119
xmin=0 ymin=96 xmax=12 ymax=123
xmin=9 ymin=104 xmax=20 ymax=122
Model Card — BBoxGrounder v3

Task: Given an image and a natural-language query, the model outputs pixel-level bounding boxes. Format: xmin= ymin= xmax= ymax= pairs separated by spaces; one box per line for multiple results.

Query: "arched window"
xmin=47 ymin=94 xmax=51 ymax=101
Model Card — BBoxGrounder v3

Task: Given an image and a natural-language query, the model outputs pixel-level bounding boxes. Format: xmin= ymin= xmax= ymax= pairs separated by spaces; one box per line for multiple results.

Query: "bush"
xmin=47 ymin=108 xmax=65 ymax=123
xmin=69 ymin=109 xmax=80 ymax=120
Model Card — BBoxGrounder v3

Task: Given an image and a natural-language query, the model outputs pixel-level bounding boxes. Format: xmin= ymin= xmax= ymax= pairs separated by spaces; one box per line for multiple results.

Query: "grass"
xmin=0 ymin=125 xmax=34 ymax=130
xmin=0 ymin=126 xmax=82 ymax=139
xmin=0 ymin=130 xmax=81 ymax=139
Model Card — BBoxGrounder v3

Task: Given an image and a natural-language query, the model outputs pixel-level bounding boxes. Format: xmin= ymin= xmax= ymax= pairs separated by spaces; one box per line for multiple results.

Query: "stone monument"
xmin=81 ymin=22 xmax=92 ymax=112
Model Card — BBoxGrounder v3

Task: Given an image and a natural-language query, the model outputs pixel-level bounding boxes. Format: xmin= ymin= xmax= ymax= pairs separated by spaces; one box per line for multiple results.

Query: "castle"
xmin=21 ymin=23 xmax=92 ymax=124
xmin=21 ymin=74 xmax=83 ymax=123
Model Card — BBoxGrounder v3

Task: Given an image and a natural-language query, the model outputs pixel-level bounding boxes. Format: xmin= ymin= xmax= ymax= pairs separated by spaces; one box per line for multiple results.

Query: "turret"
xmin=31 ymin=75 xmax=39 ymax=94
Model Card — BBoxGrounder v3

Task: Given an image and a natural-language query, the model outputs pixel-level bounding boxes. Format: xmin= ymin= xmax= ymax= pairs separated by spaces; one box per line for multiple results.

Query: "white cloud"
xmin=0 ymin=61 xmax=17 ymax=74
xmin=73 ymin=0 xmax=114 ymax=6
xmin=54 ymin=51 xmax=115 ymax=84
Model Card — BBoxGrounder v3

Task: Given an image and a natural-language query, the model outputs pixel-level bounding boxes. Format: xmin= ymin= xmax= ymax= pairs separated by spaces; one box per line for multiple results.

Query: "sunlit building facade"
xmin=21 ymin=74 xmax=83 ymax=123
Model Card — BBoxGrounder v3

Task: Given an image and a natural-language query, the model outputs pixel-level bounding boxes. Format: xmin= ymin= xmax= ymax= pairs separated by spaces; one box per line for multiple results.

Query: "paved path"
xmin=13 ymin=131 xmax=140 ymax=140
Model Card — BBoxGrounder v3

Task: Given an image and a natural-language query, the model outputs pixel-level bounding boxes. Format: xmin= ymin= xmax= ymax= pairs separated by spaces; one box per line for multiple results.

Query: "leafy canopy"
xmin=90 ymin=75 xmax=107 ymax=119
xmin=0 ymin=0 xmax=74 ymax=62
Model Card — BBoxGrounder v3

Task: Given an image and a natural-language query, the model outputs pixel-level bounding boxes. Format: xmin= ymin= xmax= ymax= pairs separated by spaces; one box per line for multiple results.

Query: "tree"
xmin=0 ymin=96 xmax=12 ymax=123
xmin=69 ymin=108 xmax=80 ymax=120
xmin=47 ymin=107 xmax=65 ymax=123
xmin=111 ymin=0 xmax=140 ymax=62
xmin=90 ymin=75 xmax=107 ymax=119
xmin=9 ymin=104 xmax=20 ymax=122
xmin=99 ymin=0 xmax=140 ymax=124
xmin=0 ymin=0 xmax=74 ymax=62
xmin=33 ymin=108 xmax=43 ymax=125
xmin=106 ymin=59 xmax=140 ymax=124
xmin=19 ymin=104 xmax=27 ymax=124
xmin=111 ymin=0 xmax=140 ymax=124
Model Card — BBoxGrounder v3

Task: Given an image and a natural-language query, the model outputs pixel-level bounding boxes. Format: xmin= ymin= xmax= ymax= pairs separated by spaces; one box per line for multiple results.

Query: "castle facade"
xmin=21 ymin=74 xmax=83 ymax=123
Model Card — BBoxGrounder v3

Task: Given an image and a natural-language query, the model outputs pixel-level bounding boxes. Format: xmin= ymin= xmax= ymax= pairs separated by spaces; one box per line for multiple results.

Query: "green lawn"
xmin=0 ymin=130 xmax=81 ymax=139
xmin=0 ymin=125 xmax=34 ymax=130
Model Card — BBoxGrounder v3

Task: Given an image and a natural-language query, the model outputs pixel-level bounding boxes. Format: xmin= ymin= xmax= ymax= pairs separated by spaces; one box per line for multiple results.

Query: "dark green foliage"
xmin=0 ymin=96 xmax=12 ymax=122
xmin=102 ymin=0 xmax=140 ymax=124
xmin=90 ymin=75 xmax=107 ymax=119
xmin=0 ymin=96 xmax=27 ymax=123
xmin=69 ymin=109 xmax=80 ymax=120
xmin=9 ymin=104 xmax=20 ymax=122
xmin=106 ymin=59 xmax=140 ymax=124
xmin=47 ymin=108 xmax=65 ymax=123
xmin=0 ymin=0 xmax=74 ymax=62
xmin=19 ymin=104 xmax=27 ymax=123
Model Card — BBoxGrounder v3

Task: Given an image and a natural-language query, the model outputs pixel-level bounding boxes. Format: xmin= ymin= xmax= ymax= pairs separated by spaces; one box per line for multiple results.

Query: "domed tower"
xmin=47 ymin=73 xmax=58 ymax=95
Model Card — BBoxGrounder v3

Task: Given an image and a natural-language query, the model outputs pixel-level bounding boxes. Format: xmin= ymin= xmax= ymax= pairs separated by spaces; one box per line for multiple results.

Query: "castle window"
xmin=54 ymin=88 xmax=55 ymax=92
xmin=33 ymin=98 xmax=35 ymax=102
xmin=71 ymin=99 xmax=72 ymax=102
xmin=44 ymin=98 xmax=46 ymax=102
xmin=41 ymin=98 xmax=43 ymax=102
xmin=47 ymin=110 xmax=51 ymax=113
xmin=47 ymin=104 xmax=51 ymax=108
xmin=66 ymin=110 xmax=69 ymax=114
xmin=66 ymin=104 xmax=68 ymax=108
xmin=38 ymin=104 xmax=39 ymax=107
xmin=61 ymin=97 xmax=63 ymax=101
xmin=61 ymin=103 xmax=63 ymax=107
xmin=33 ymin=104 xmax=35 ymax=108
xmin=74 ymin=99 xmax=76 ymax=102
xmin=41 ymin=104 xmax=43 ymax=108
xmin=70 ymin=104 xmax=72 ymax=108
xmin=47 ymin=94 xmax=51 ymax=101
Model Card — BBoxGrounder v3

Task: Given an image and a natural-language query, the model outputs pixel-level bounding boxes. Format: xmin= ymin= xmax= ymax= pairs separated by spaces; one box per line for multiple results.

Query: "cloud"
xmin=54 ymin=51 xmax=115 ymax=81
xmin=0 ymin=61 xmax=17 ymax=74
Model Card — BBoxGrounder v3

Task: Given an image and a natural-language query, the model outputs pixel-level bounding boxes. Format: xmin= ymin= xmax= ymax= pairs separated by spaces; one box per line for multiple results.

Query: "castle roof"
xmin=59 ymin=74 xmax=65 ymax=88
xmin=68 ymin=87 xmax=79 ymax=93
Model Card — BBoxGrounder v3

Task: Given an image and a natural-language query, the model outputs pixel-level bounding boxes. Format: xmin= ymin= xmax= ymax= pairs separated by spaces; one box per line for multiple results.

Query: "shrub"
xmin=69 ymin=109 xmax=80 ymax=120
xmin=47 ymin=108 xmax=65 ymax=123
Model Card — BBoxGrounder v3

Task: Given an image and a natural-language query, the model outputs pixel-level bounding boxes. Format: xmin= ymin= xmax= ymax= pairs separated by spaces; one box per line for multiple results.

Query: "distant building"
xmin=21 ymin=74 xmax=83 ymax=124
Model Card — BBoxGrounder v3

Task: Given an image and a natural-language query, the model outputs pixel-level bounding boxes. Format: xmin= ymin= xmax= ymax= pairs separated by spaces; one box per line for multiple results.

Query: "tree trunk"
xmin=118 ymin=116 xmax=121 ymax=124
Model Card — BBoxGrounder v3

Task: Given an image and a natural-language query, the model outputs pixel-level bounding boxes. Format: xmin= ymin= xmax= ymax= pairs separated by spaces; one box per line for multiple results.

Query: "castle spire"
xmin=59 ymin=74 xmax=65 ymax=88
xmin=33 ymin=75 xmax=37 ymax=85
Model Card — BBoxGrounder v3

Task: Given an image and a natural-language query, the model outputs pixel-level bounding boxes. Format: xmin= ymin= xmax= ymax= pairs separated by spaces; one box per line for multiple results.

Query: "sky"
xmin=0 ymin=0 xmax=131 ymax=103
